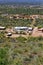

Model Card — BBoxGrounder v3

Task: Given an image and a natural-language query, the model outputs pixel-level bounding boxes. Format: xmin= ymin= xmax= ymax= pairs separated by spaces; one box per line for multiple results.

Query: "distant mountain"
xmin=0 ymin=0 xmax=43 ymax=5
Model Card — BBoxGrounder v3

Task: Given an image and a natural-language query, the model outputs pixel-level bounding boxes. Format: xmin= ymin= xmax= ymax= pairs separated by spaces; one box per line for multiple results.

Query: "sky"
xmin=0 ymin=0 xmax=43 ymax=4
xmin=0 ymin=0 xmax=42 ymax=2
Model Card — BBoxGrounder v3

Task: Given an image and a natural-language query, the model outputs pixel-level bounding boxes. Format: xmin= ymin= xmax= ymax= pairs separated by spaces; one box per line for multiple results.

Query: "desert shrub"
xmin=0 ymin=48 xmax=9 ymax=65
xmin=16 ymin=36 xmax=27 ymax=43
xmin=27 ymin=36 xmax=43 ymax=42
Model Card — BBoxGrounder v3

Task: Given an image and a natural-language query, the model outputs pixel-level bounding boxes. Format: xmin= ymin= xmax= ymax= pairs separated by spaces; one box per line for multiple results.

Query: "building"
xmin=28 ymin=27 xmax=33 ymax=34
xmin=38 ymin=28 xmax=43 ymax=32
xmin=13 ymin=27 xmax=33 ymax=34
xmin=14 ymin=27 xmax=28 ymax=31
xmin=30 ymin=15 xmax=39 ymax=19
xmin=0 ymin=26 xmax=6 ymax=30
xmin=13 ymin=27 xmax=28 ymax=34
xmin=28 ymin=27 xmax=33 ymax=31
xmin=7 ymin=32 xmax=12 ymax=36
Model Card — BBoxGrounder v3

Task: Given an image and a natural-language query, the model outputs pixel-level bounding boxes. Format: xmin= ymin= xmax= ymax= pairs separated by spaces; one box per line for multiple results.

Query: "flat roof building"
xmin=28 ymin=27 xmax=33 ymax=31
xmin=13 ymin=27 xmax=33 ymax=32
xmin=14 ymin=27 xmax=28 ymax=31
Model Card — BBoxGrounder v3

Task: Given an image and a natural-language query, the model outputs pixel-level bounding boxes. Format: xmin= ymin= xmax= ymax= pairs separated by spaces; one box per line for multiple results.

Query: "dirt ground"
xmin=32 ymin=27 xmax=43 ymax=37
xmin=5 ymin=27 xmax=43 ymax=38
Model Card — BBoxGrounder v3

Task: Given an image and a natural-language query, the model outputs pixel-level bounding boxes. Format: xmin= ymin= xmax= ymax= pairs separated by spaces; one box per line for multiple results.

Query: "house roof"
xmin=0 ymin=26 xmax=5 ymax=29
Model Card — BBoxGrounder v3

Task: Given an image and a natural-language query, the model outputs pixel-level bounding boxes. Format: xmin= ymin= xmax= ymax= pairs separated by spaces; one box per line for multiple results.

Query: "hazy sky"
xmin=0 ymin=0 xmax=43 ymax=3
xmin=0 ymin=0 xmax=42 ymax=2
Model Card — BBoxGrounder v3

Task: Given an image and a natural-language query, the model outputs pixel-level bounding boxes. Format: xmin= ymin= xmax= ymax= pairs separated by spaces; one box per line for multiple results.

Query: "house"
xmin=10 ymin=16 xmax=13 ymax=19
xmin=13 ymin=27 xmax=28 ymax=33
xmin=14 ymin=27 xmax=28 ymax=31
xmin=38 ymin=28 xmax=43 ymax=32
xmin=30 ymin=15 xmax=39 ymax=19
xmin=0 ymin=26 xmax=6 ymax=30
xmin=27 ymin=27 xmax=33 ymax=34
xmin=28 ymin=27 xmax=33 ymax=31
xmin=13 ymin=14 xmax=20 ymax=19
xmin=7 ymin=32 xmax=12 ymax=36
xmin=13 ymin=27 xmax=33 ymax=34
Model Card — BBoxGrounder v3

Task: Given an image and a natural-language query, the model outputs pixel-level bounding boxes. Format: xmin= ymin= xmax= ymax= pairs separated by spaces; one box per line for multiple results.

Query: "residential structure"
xmin=38 ymin=28 xmax=43 ymax=32
xmin=13 ymin=27 xmax=33 ymax=34
xmin=7 ymin=32 xmax=12 ymax=36
xmin=0 ymin=26 xmax=6 ymax=30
